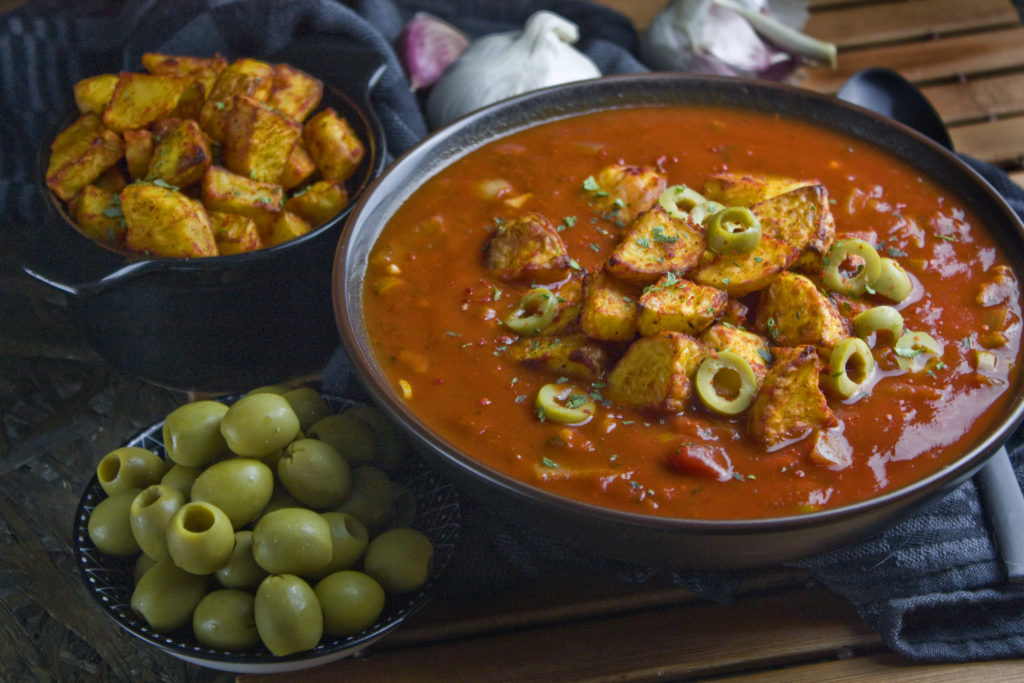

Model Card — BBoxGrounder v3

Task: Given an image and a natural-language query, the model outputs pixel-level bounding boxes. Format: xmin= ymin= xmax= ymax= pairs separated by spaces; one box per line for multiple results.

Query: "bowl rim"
xmin=334 ymin=71 xmax=1024 ymax=535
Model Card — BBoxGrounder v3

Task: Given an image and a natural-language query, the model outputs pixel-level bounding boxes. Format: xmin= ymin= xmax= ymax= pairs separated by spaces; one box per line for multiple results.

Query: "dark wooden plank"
xmin=718 ymin=652 xmax=1024 ymax=681
xmin=806 ymin=0 xmax=1020 ymax=49
xmin=951 ymin=114 xmax=1024 ymax=166
xmin=798 ymin=26 xmax=1024 ymax=94
xmin=922 ymin=73 xmax=1024 ymax=124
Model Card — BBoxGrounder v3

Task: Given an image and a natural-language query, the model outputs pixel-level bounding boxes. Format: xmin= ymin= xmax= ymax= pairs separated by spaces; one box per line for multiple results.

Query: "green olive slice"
xmin=658 ymin=184 xmax=707 ymax=220
xmin=852 ymin=305 xmax=904 ymax=344
xmin=871 ymin=257 xmax=913 ymax=302
xmin=695 ymin=350 xmax=757 ymax=415
xmin=894 ymin=331 xmax=944 ymax=371
xmin=706 ymin=207 xmax=762 ymax=254
xmin=829 ymin=337 xmax=876 ymax=399
xmin=689 ymin=200 xmax=726 ymax=225
xmin=504 ymin=287 xmax=557 ymax=336
xmin=822 ymin=239 xmax=882 ymax=296
xmin=535 ymin=384 xmax=596 ymax=425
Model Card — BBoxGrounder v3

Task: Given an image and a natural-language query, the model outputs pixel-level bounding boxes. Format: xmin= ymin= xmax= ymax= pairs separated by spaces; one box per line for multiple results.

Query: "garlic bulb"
xmin=425 ymin=11 xmax=601 ymax=129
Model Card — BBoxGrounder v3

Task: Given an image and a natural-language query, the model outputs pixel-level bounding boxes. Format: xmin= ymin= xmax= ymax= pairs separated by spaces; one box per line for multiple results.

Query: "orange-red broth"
xmin=363 ymin=105 xmax=1022 ymax=520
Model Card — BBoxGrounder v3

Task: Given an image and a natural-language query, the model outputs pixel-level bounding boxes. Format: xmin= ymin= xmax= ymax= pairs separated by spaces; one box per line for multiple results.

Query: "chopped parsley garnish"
xmin=541 ymin=457 xmax=560 ymax=468
xmin=652 ymin=225 xmax=678 ymax=243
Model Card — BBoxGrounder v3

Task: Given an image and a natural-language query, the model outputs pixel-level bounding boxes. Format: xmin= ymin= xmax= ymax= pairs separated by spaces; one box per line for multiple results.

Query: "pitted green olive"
xmin=504 ymin=287 xmax=558 ymax=336
xmin=278 ymin=439 xmax=351 ymax=509
xmin=134 ymin=553 xmax=157 ymax=585
xmin=535 ymin=384 xmax=596 ymax=425
xmin=658 ymin=184 xmax=707 ymax=220
xmin=96 ymin=447 xmax=168 ymax=496
xmin=162 ymin=400 xmax=230 ymax=468
xmin=363 ymin=528 xmax=434 ymax=594
xmin=309 ymin=512 xmax=370 ymax=579
xmin=342 ymin=405 xmax=406 ymax=472
xmin=165 ymin=501 xmax=235 ymax=575
xmin=895 ymin=331 xmax=944 ymax=371
xmin=695 ymin=351 xmax=757 ymax=415
xmin=852 ymin=305 xmax=904 ymax=345
xmin=87 ymin=488 xmax=142 ymax=556
xmin=823 ymin=239 xmax=882 ymax=296
xmin=160 ymin=463 xmax=202 ymax=498
xmin=193 ymin=589 xmax=260 ymax=651
xmin=251 ymin=507 xmax=332 ymax=576
xmin=307 ymin=412 xmax=377 ymax=467
xmin=829 ymin=337 xmax=876 ymax=398
xmin=131 ymin=560 xmax=210 ymax=632
xmin=283 ymin=387 xmax=331 ymax=431
xmin=335 ymin=466 xmax=399 ymax=531
xmin=315 ymin=571 xmax=385 ymax=636
xmin=214 ymin=530 xmax=269 ymax=590
xmin=220 ymin=393 xmax=300 ymax=457
xmin=254 ymin=574 xmax=323 ymax=657
xmin=130 ymin=484 xmax=185 ymax=562
xmin=706 ymin=206 xmax=762 ymax=254
xmin=190 ymin=458 xmax=274 ymax=528
xmin=872 ymin=257 xmax=913 ymax=302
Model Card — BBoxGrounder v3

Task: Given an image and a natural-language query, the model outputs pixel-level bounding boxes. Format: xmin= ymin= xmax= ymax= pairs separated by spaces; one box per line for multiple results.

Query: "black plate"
xmin=72 ymin=394 xmax=460 ymax=674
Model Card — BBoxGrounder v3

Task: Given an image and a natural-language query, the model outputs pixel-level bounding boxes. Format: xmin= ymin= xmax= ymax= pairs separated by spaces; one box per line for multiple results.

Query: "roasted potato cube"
xmin=605 ymin=205 xmax=706 ymax=285
xmin=202 ymin=165 xmax=282 ymax=228
xmin=303 ymin=107 xmax=365 ymax=182
xmin=101 ymin=72 xmax=185 ymax=132
xmin=606 ymin=331 xmax=705 ymax=413
xmin=279 ymin=144 xmax=317 ymax=190
xmin=753 ymin=271 xmax=850 ymax=353
xmin=223 ymin=95 xmax=302 ymax=183
xmin=73 ymin=73 xmax=118 ymax=115
xmin=147 ymin=118 xmax=213 ymax=188
xmin=508 ymin=334 xmax=609 ymax=381
xmin=199 ymin=58 xmax=275 ymax=142
xmin=752 ymin=184 xmax=835 ymax=270
xmin=691 ymin=233 xmax=799 ymax=297
xmin=46 ymin=114 xmax=124 ymax=201
xmin=268 ymin=63 xmax=323 ymax=122
xmin=123 ymin=129 xmax=154 ymax=180
xmin=721 ymin=298 xmax=750 ymax=327
xmin=91 ymin=166 xmax=127 ymax=193
xmin=699 ymin=323 xmax=772 ymax=387
xmin=484 ymin=212 xmax=569 ymax=282
xmin=702 ymin=172 xmax=816 ymax=207
xmin=583 ymin=163 xmax=666 ymax=225
xmin=70 ymin=184 xmax=126 ymax=247
xmin=141 ymin=53 xmax=227 ymax=95
xmin=209 ymin=211 xmax=262 ymax=255
xmin=169 ymin=79 xmax=206 ymax=120
xmin=120 ymin=183 xmax=217 ymax=257
xmin=283 ymin=180 xmax=349 ymax=226
xmin=580 ymin=270 xmax=639 ymax=342
xmin=747 ymin=345 xmax=837 ymax=449
xmin=545 ymin=274 xmax=585 ymax=336
xmin=637 ymin=275 xmax=728 ymax=336
xmin=263 ymin=211 xmax=312 ymax=247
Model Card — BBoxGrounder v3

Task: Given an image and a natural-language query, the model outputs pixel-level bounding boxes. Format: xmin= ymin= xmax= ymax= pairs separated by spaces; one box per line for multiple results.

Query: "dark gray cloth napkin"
xmin=4 ymin=0 xmax=1024 ymax=664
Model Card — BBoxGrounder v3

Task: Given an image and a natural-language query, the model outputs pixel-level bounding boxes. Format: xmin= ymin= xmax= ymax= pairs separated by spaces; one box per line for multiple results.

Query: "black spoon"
xmin=838 ymin=67 xmax=1024 ymax=582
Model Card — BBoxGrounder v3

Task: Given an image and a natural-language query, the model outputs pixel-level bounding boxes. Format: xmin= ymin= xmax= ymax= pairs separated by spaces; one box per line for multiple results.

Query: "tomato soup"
xmin=362 ymin=105 xmax=1022 ymax=520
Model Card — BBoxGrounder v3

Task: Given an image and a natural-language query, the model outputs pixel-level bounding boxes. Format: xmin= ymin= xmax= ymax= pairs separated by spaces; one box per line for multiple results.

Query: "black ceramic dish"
xmin=73 ymin=394 xmax=460 ymax=674
xmin=23 ymin=39 xmax=388 ymax=394
xmin=334 ymin=73 xmax=1024 ymax=570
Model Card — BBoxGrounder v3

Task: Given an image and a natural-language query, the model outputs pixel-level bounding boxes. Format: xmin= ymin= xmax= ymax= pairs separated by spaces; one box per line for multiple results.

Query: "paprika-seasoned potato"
xmin=303 ymin=108 xmax=365 ymax=182
xmin=102 ymin=72 xmax=186 ymax=132
xmin=48 ymin=54 xmax=366 ymax=258
xmin=120 ymin=183 xmax=218 ymax=257
xmin=223 ymin=95 xmax=302 ymax=184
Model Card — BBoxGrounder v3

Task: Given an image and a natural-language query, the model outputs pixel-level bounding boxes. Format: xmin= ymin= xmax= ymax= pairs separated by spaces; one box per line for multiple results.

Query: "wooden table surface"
xmin=4 ymin=1 xmax=1024 ymax=681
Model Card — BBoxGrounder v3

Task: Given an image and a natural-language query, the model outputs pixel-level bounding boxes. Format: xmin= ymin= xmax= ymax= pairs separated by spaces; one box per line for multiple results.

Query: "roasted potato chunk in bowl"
xmin=24 ymin=41 xmax=386 ymax=392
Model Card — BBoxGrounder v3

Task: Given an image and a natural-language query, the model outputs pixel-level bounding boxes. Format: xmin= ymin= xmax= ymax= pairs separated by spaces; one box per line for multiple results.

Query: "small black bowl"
xmin=23 ymin=38 xmax=388 ymax=393
xmin=73 ymin=393 xmax=460 ymax=674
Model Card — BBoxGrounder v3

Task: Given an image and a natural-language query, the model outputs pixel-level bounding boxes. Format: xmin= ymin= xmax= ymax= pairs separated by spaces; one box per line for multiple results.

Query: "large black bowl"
xmin=22 ymin=39 xmax=388 ymax=393
xmin=333 ymin=74 xmax=1024 ymax=569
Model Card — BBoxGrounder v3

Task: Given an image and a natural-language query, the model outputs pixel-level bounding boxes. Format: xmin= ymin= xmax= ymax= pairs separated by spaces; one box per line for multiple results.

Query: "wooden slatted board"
xmin=597 ymin=0 xmax=1024 ymax=190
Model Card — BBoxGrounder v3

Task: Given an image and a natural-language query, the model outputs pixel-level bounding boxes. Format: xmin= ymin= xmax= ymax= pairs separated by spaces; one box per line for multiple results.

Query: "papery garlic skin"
xmin=426 ymin=11 xmax=601 ymax=129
